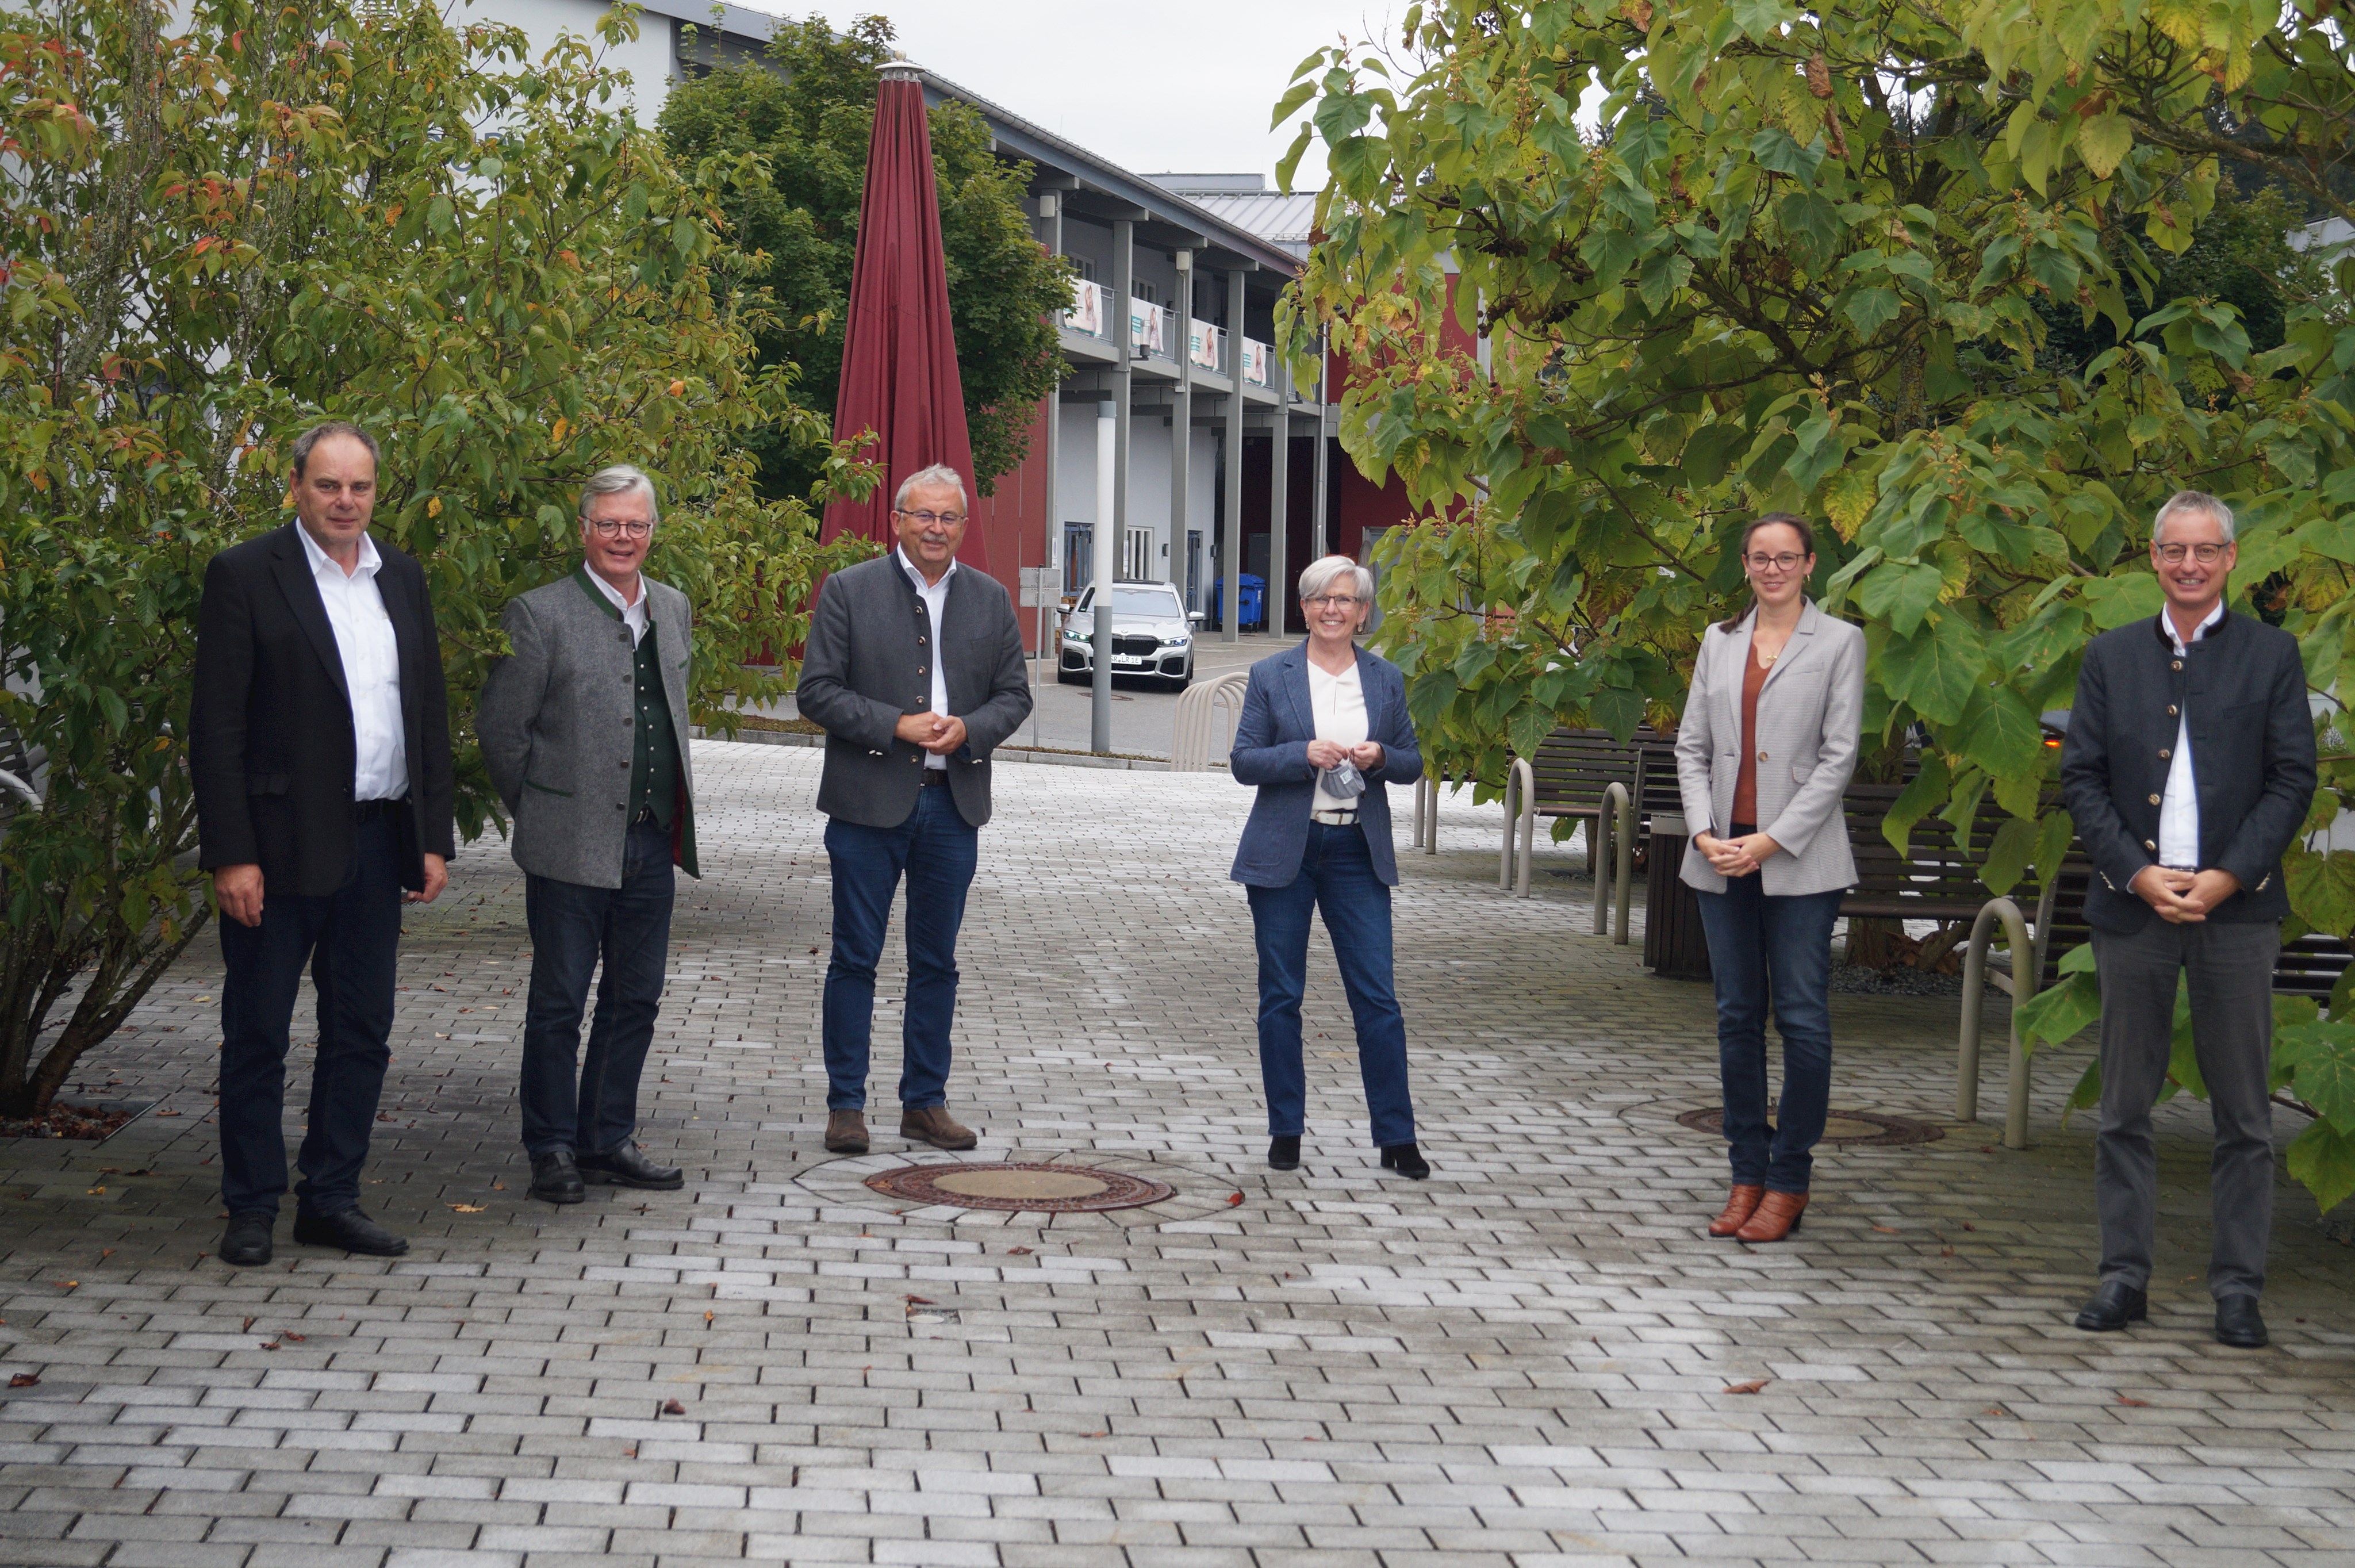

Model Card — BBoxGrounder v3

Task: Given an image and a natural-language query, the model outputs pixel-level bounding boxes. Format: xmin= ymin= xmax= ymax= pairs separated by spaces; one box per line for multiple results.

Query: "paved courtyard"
xmin=2 ymin=740 xmax=2352 ymax=1568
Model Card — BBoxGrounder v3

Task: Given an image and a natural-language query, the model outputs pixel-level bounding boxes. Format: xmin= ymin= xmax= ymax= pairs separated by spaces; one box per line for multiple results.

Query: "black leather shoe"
xmin=1379 ymin=1142 xmax=1431 ymax=1179
xmin=529 ymin=1149 xmax=585 ymax=1205
xmin=2073 ymin=1279 xmax=2147 ymax=1332
xmin=218 ymin=1211 xmax=275 ymax=1267
xmin=577 ymin=1141 xmax=683 ymax=1190
xmin=1268 ymin=1136 xmax=1301 ymax=1171
xmin=2215 ymin=1294 xmax=2268 ymax=1348
xmin=292 ymin=1206 xmax=409 ymax=1257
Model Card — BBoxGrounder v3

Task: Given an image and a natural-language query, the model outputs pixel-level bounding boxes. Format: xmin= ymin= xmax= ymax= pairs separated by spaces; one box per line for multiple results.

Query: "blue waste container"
xmin=1209 ymin=574 xmax=1267 ymax=632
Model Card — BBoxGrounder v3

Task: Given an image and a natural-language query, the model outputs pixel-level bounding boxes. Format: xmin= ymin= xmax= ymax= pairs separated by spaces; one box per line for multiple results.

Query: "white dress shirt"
xmin=1307 ymin=656 xmax=1368 ymax=818
xmin=897 ymin=547 xmax=957 ymax=770
xmin=2156 ymin=599 xmax=2224 ymax=869
xmin=587 ymin=568 xmax=649 ymax=646
xmin=296 ymin=523 xmax=406 ymax=802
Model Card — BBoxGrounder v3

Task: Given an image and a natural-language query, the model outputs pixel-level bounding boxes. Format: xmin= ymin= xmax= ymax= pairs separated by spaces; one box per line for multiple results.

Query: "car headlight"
xmin=1063 ymin=627 xmax=1090 ymax=643
xmin=1163 ymin=633 xmax=1189 ymax=646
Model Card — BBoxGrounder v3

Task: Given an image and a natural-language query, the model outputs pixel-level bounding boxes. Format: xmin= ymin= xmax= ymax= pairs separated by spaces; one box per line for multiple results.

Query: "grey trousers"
xmin=2091 ymin=918 xmax=2279 ymax=1301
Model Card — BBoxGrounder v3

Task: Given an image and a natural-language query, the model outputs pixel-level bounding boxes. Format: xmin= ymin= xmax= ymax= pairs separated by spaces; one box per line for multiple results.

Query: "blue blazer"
xmin=1229 ymin=642 xmax=1424 ymax=887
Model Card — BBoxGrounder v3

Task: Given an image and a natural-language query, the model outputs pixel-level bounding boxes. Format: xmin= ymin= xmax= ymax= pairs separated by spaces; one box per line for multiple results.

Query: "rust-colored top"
xmin=1731 ymin=644 xmax=1771 ymax=827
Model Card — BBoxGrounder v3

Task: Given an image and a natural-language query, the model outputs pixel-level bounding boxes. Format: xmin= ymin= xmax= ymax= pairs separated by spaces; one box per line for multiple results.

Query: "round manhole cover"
xmin=864 ymin=1161 xmax=1176 ymax=1213
xmin=1674 ymin=1107 xmax=1944 ymax=1148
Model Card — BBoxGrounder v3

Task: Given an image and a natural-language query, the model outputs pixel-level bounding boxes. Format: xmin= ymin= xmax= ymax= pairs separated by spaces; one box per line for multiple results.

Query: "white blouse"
xmin=1307 ymin=658 xmax=1368 ymax=816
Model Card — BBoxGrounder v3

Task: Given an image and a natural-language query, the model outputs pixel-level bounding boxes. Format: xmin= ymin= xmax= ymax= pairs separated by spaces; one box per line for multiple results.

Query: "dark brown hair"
xmin=1719 ymin=512 xmax=1817 ymax=631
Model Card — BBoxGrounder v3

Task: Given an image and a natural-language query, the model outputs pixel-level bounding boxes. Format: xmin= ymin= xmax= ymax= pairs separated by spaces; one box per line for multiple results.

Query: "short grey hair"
xmin=893 ymin=463 xmax=969 ymax=512
xmin=2154 ymin=489 xmax=2234 ymax=543
xmin=577 ymin=465 xmax=658 ymax=524
xmin=1297 ymin=554 xmax=1374 ymax=604
xmin=290 ymin=420 xmax=379 ymax=480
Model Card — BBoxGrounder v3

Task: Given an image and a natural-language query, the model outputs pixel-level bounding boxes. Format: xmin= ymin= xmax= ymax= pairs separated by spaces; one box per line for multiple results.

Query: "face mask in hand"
xmin=1321 ymin=757 xmax=1366 ymax=800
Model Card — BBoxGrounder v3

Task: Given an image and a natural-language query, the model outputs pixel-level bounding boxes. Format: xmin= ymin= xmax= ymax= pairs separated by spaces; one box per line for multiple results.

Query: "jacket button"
xmin=918 ymin=636 xmax=927 ymax=645
xmin=2145 ymin=839 xmax=2156 ymax=851
xmin=1756 ymin=750 xmax=1768 ymax=761
xmin=2167 ymin=704 xmax=2178 ymax=716
xmin=2159 ymin=749 xmax=2170 ymax=759
xmin=2171 ymin=660 xmax=2183 ymax=671
xmin=2148 ymin=792 xmax=2161 ymax=804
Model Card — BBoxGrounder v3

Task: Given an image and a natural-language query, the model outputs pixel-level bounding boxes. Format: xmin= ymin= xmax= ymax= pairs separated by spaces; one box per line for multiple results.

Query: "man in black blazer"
xmin=191 ymin=421 xmax=455 ymax=1266
xmin=795 ymin=463 xmax=1031 ymax=1157
xmin=2059 ymin=490 xmax=2316 ymax=1348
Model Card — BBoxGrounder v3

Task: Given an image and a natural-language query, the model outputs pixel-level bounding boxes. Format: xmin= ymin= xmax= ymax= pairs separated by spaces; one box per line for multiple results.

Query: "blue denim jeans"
xmin=217 ymin=810 xmax=403 ymax=1218
xmin=822 ymin=783 xmax=978 ymax=1112
xmin=1694 ymin=872 xmax=1843 ymax=1193
xmin=1246 ymin=821 xmax=1415 ymax=1147
xmin=520 ymin=817 xmax=676 ymax=1155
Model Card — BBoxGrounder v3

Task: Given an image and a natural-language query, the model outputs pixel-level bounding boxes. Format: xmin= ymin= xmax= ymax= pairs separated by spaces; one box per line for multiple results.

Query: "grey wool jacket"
xmin=477 ymin=567 xmax=700 ymax=887
xmin=795 ymin=552 xmax=1032 ymax=829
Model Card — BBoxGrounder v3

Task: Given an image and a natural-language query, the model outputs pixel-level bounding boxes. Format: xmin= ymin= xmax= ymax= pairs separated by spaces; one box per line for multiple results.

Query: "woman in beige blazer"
xmin=1673 ymin=514 xmax=1865 ymax=1243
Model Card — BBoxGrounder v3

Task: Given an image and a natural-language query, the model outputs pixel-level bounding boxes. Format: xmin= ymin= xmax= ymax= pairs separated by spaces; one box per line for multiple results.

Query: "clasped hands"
xmin=895 ymin=710 xmax=968 ymax=756
xmin=1306 ymin=739 xmax=1382 ymax=773
xmin=2130 ymin=864 xmax=2240 ymax=923
xmin=1694 ymin=830 xmax=1782 ymax=878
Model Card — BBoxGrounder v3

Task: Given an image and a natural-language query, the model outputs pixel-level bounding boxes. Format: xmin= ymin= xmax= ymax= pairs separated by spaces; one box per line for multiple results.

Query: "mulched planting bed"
xmin=0 ymin=1103 xmax=141 ymax=1140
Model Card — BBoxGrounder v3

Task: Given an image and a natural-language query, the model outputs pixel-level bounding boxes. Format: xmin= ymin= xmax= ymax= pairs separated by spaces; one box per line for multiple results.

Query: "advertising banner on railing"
xmin=1129 ymin=298 xmax=1165 ymax=355
xmin=1188 ymin=319 xmax=1221 ymax=370
xmin=1065 ymin=278 xmax=1104 ymax=338
xmin=1241 ymin=336 xmax=1271 ymax=387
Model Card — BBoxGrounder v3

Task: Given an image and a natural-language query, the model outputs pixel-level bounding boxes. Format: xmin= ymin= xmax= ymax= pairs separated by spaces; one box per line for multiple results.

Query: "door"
xmin=1063 ymin=523 xmax=1091 ymax=593
xmin=1185 ymin=530 xmax=1203 ymax=611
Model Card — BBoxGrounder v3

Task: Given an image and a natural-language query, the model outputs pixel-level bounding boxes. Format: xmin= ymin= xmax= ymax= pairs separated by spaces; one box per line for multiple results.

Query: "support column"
xmin=1268 ymin=409 xmax=1290 ymax=634
xmin=1171 ymin=250 xmax=1192 ymax=609
xmin=1222 ymin=267 xmax=1246 ymax=643
xmin=1094 ymin=217 xmax=1134 ymax=753
xmin=1035 ymin=192 xmax=1065 ymax=741
xmin=1311 ymin=328 xmax=1330 ymax=558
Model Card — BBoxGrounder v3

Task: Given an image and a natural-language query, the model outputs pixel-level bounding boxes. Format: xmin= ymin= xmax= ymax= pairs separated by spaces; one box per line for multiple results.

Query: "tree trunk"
xmin=1842 ymin=916 xmax=1910 ymax=970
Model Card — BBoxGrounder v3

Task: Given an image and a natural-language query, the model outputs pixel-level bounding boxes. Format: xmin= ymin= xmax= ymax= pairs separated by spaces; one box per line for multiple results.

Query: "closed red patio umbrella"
xmin=821 ymin=57 xmax=984 ymax=572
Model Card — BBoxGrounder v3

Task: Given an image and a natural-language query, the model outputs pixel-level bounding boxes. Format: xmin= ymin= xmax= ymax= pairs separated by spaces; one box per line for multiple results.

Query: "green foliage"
xmin=658 ymin=14 xmax=1073 ymax=499
xmin=1283 ymin=0 xmax=2355 ymax=1210
xmin=0 ymin=0 xmax=868 ymax=1115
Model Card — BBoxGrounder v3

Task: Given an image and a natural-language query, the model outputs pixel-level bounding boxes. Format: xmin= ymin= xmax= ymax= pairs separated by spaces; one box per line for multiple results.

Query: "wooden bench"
xmin=1500 ymin=729 xmax=1651 ymax=931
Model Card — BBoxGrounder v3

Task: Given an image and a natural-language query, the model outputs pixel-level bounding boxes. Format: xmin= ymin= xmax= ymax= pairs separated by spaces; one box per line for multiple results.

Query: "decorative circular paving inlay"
xmin=864 ymin=1161 xmax=1176 ymax=1213
xmin=1674 ymin=1107 xmax=1944 ymax=1148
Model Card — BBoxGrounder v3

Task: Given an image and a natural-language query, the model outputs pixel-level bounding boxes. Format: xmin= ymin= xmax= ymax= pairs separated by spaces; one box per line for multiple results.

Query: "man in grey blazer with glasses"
xmin=796 ymin=463 xmax=1032 ymax=1157
xmin=479 ymin=465 xmax=698 ymax=1206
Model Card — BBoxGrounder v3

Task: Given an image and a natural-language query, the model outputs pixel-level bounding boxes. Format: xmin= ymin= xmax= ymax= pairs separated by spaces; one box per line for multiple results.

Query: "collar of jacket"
xmin=2151 ymin=603 xmax=2233 ymax=650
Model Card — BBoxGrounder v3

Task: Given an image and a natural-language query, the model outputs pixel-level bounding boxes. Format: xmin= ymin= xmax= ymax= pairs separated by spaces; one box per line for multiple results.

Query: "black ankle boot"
xmin=1268 ymin=1135 xmax=1301 ymax=1171
xmin=1379 ymin=1143 xmax=1430 ymax=1179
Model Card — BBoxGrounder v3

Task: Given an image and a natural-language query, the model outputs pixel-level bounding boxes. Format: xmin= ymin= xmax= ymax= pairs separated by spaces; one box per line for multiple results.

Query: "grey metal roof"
xmin=1159 ymin=190 xmax=1319 ymax=259
xmin=631 ymin=0 xmax=784 ymax=39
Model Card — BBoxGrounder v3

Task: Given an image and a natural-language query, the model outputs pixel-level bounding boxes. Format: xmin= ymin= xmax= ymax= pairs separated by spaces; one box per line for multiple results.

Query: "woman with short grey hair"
xmin=1228 ymin=554 xmax=1430 ymax=1178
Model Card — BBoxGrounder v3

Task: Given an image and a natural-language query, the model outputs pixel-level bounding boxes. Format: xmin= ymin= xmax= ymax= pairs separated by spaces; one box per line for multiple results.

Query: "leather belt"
xmin=353 ymin=797 xmax=404 ymax=824
xmin=919 ymin=769 xmax=950 ymax=786
xmin=1311 ymin=809 xmax=1359 ymax=826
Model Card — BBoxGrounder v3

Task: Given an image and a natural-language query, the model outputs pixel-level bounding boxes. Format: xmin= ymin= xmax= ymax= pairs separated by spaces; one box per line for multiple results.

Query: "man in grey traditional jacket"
xmin=478 ymin=466 xmax=698 ymax=1205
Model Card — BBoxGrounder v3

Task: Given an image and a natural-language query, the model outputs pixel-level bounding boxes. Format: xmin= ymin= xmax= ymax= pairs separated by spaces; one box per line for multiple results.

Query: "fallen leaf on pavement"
xmin=2116 ymin=1394 xmax=2150 ymax=1408
xmin=447 ymin=1203 xmax=485 ymax=1213
xmin=1006 ymin=1246 xmax=1032 ymax=1255
xmin=284 ymin=1333 xmax=305 ymax=1343
xmin=241 ymin=1317 xmax=255 ymax=1332
xmin=904 ymin=1295 xmax=933 ymax=1304
xmin=1722 ymin=1379 xmax=1769 ymax=1394
xmin=661 ymin=1399 xmax=686 ymax=1416
xmin=1227 ymin=1192 xmax=1244 ymax=1206
xmin=8 ymin=1373 xmax=37 ymax=1388
xmin=1871 ymin=1224 xmax=1899 ymax=1234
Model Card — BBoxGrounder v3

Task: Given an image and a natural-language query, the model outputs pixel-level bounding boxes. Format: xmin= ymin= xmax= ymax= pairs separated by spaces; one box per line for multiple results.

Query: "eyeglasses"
xmin=896 ymin=508 xmax=965 ymax=527
xmin=1745 ymin=552 xmax=1809 ymax=572
xmin=2156 ymin=542 xmax=2228 ymax=564
xmin=1306 ymin=595 xmax=1361 ymax=608
xmin=587 ymin=520 xmax=652 ymax=539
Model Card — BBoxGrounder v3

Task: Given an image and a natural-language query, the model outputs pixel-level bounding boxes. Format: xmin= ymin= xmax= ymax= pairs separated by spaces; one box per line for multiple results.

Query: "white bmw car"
xmin=1058 ymin=581 xmax=1202 ymax=692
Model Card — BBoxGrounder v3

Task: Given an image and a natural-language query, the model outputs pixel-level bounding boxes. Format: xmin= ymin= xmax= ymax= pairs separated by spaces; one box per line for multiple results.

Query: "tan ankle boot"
xmin=1708 ymin=1184 xmax=1765 ymax=1237
xmin=900 ymin=1105 xmax=977 ymax=1150
xmin=1734 ymin=1189 xmax=1808 ymax=1243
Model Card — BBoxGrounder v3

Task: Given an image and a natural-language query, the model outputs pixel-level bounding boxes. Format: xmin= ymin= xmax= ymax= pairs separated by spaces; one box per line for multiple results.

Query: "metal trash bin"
xmin=1643 ymin=811 xmax=1713 ymax=981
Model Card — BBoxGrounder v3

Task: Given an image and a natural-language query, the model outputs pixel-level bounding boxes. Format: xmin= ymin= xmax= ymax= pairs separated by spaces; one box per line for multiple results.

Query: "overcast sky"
xmin=781 ymin=0 xmax=1402 ymax=190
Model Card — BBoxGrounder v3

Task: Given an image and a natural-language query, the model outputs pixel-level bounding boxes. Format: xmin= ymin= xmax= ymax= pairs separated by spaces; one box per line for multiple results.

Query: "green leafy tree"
xmin=0 ymin=0 xmax=868 ymax=1117
xmin=1276 ymin=0 xmax=2355 ymax=1206
xmin=658 ymin=13 xmax=1072 ymax=500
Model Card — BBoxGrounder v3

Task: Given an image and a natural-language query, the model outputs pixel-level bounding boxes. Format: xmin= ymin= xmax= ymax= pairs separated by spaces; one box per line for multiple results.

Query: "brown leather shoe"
xmin=1707 ymin=1184 xmax=1765 ymax=1238
xmin=900 ymin=1105 xmax=978 ymax=1150
xmin=1734 ymin=1189 xmax=1808 ymax=1243
xmin=823 ymin=1109 xmax=869 ymax=1155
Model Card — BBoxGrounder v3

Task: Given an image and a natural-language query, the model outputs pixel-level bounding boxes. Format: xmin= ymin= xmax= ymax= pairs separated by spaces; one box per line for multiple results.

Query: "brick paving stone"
xmin=1 ymin=741 xmax=2352 ymax=1567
